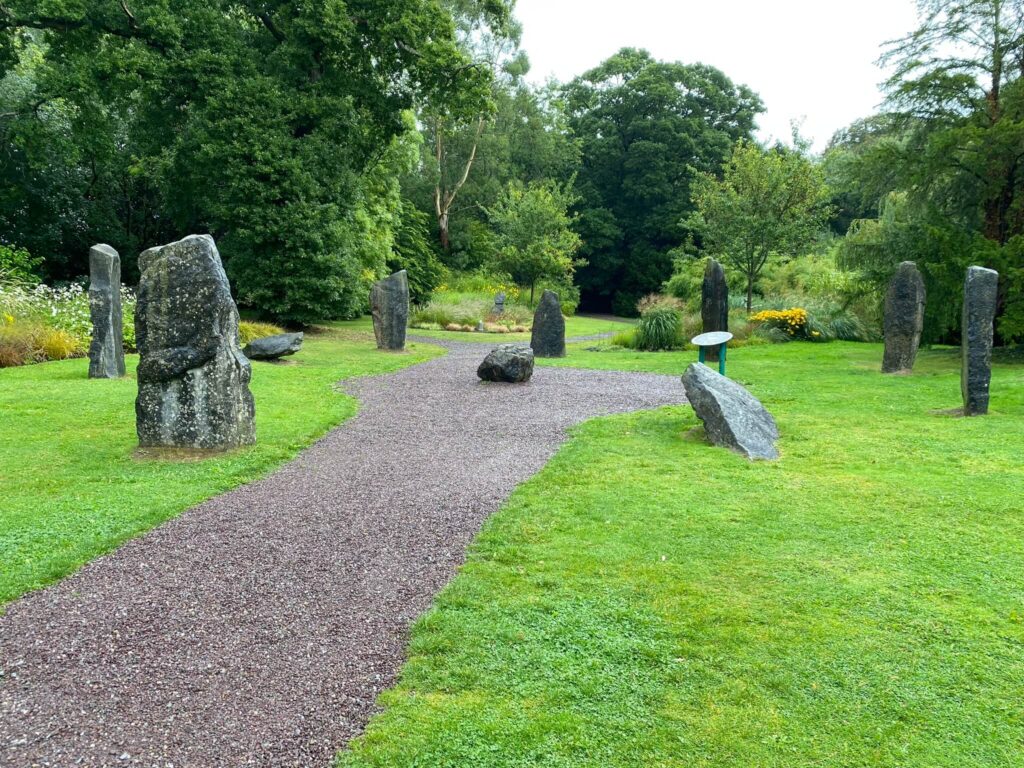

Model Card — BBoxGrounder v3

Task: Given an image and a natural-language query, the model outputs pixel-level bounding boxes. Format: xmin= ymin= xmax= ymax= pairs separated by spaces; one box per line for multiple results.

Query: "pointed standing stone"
xmin=371 ymin=270 xmax=409 ymax=351
xmin=701 ymin=259 xmax=728 ymax=363
xmin=961 ymin=266 xmax=998 ymax=416
xmin=530 ymin=290 xmax=565 ymax=358
xmin=882 ymin=261 xmax=926 ymax=373
xmin=87 ymin=244 xmax=126 ymax=379
xmin=135 ymin=235 xmax=255 ymax=449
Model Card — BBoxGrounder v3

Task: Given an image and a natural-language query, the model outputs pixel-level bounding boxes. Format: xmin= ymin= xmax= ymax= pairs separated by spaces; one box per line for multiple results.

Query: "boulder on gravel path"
xmin=477 ymin=344 xmax=534 ymax=383
xmin=681 ymin=363 xmax=778 ymax=460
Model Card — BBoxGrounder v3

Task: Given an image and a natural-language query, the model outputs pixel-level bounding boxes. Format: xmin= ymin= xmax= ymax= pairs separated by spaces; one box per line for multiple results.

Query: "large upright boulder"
xmin=882 ymin=261 xmax=926 ymax=373
xmin=135 ymin=235 xmax=255 ymax=449
xmin=477 ymin=344 xmax=534 ymax=383
xmin=681 ymin=363 xmax=779 ymax=460
xmin=87 ymin=244 xmax=126 ymax=379
xmin=961 ymin=266 xmax=998 ymax=416
xmin=530 ymin=290 xmax=565 ymax=358
xmin=371 ymin=270 xmax=409 ymax=351
xmin=701 ymin=258 xmax=729 ymax=363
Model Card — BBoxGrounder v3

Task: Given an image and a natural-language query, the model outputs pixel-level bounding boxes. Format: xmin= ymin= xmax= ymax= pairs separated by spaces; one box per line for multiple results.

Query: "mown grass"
xmin=405 ymin=314 xmax=634 ymax=342
xmin=339 ymin=342 xmax=1024 ymax=768
xmin=0 ymin=326 xmax=442 ymax=605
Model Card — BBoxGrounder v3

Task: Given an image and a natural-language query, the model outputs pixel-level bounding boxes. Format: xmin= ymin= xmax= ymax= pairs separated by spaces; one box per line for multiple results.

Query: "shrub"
xmin=749 ymin=308 xmax=811 ymax=339
xmin=635 ymin=304 xmax=683 ymax=351
xmin=0 ymin=244 xmax=42 ymax=284
xmin=38 ymin=328 xmax=82 ymax=360
xmin=610 ymin=329 xmax=638 ymax=348
xmin=239 ymin=321 xmax=286 ymax=345
xmin=0 ymin=322 xmax=36 ymax=367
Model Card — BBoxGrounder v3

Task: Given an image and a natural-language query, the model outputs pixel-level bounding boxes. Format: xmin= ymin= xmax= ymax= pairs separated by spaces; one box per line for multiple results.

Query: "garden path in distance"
xmin=0 ymin=339 xmax=680 ymax=767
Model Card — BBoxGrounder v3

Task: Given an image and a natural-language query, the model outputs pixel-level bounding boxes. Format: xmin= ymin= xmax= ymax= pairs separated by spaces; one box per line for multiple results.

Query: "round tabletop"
xmin=690 ymin=331 xmax=734 ymax=347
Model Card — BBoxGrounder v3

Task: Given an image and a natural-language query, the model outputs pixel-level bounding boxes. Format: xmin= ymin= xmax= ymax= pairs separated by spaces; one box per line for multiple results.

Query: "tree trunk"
xmin=746 ymin=279 xmax=753 ymax=313
xmin=438 ymin=211 xmax=450 ymax=252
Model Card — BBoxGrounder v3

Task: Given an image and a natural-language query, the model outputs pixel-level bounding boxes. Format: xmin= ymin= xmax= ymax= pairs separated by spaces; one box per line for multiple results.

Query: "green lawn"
xmin=0 ymin=326 xmax=442 ymax=606
xmin=404 ymin=314 xmax=633 ymax=342
xmin=339 ymin=342 xmax=1024 ymax=768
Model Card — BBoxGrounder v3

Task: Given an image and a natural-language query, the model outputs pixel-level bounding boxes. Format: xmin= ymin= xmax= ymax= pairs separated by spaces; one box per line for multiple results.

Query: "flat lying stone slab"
xmin=681 ymin=362 xmax=779 ymax=460
xmin=477 ymin=343 xmax=534 ymax=383
xmin=244 ymin=332 xmax=304 ymax=361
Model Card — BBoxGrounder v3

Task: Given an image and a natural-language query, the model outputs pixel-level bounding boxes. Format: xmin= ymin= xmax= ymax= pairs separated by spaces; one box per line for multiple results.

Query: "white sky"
xmin=516 ymin=0 xmax=921 ymax=150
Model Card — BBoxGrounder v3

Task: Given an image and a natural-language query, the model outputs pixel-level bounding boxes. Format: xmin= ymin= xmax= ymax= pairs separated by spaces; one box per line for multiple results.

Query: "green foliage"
xmin=688 ymin=138 xmax=833 ymax=311
xmin=664 ymin=255 xmax=746 ymax=311
xmin=340 ymin=342 xmax=1024 ymax=768
xmin=487 ymin=180 xmax=583 ymax=303
xmin=634 ymin=302 xmax=683 ymax=351
xmin=0 ymin=0 xmax=491 ymax=322
xmin=388 ymin=202 xmax=446 ymax=306
xmin=0 ymin=244 xmax=41 ymax=283
xmin=562 ymin=48 xmax=763 ymax=313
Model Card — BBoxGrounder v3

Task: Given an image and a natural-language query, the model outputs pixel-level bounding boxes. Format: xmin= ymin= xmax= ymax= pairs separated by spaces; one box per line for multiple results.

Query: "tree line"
xmin=1 ymin=0 xmax=1021 ymax=340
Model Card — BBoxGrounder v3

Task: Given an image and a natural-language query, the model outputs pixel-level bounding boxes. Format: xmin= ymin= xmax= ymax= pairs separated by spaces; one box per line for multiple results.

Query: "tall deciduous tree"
xmin=688 ymin=139 xmax=832 ymax=311
xmin=0 ymin=0 xmax=491 ymax=324
xmin=562 ymin=48 xmax=762 ymax=315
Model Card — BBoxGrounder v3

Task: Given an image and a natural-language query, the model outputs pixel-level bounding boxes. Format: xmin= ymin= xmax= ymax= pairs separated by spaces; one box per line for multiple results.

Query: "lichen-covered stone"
xmin=87 ymin=244 xmax=126 ymax=379
xmin=243 ymin=332 xmax=303 ymax=361
xmin=530 ymin=290 xmax=565 ymax=358
xmin=882 ymin=261 xmax=926 ymax=373
xmin=961 ymin=266 xmax=998 ymax=416
xmin=135 ymin=234 xmax=255 ymax=449
xmin=477 ymin=344 xmax=534 ymax=383
xmin=371 ymin=271 xmax=409 ymax=351
xmin=681 ymin=362 xmax=779 ymax=460
xmin=701 ymin=258 xmax=729 ymax=363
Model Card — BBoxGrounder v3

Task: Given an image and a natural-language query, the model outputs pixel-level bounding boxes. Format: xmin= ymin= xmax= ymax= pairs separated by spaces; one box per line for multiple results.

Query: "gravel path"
xmin=0 ymin=339 xmax=681 ymax=767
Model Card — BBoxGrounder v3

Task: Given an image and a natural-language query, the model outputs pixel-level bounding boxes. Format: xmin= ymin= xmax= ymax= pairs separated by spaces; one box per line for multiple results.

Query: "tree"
xmin=688 ymin=138 xmax=832 ymax=311
xmin=832 ymin=0 xmax=1024 ymax=340
xmin=488 ymin=180 xmax=583 ymax=303
xmin=0 ymin=0 xmax=492 ymax=323
xmin=562 ymin=48 xmax=762 ymax=315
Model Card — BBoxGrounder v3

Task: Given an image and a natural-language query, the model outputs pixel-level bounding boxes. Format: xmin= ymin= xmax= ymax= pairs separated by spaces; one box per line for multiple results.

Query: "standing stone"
xmin=681 ymin=362 xmax=779 ymax=460
xmin=882 ymin=261 xmax=926 ymax=373
xmin=135 ymin=235 xmax=255 ymax=450
xmin=371 ymin=270 xmax=409 ymax=351
xmin=961 ymin=266 xmax=999 ymax=416
xmin=492 ymin=292 xmax=506 ymax=316
xmin=87 ymin=244 xmax=126 ymax=379
xmin=530 ymin=290 xmax=565 ymax=358
xmin=701 ymin=259 xmax=729 ymax=363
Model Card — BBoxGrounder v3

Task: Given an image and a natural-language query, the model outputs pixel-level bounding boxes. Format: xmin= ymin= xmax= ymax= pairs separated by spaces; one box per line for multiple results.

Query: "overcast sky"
xmin=516 ymin=0 xmax=921 ymax=150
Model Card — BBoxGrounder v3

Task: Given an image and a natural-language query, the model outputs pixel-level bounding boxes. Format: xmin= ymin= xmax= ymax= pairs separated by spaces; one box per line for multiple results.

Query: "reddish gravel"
xmin=0 ymin=339 xmax=681 ymax=767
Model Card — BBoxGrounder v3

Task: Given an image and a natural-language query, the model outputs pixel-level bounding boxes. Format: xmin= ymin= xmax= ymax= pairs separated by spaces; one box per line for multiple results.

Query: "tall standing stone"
xmin=371 ymin=270 xmax=409 ymax=351
xmin=531 ymin=290 xmax=565 ymax=358
xmin=135 ymin=235 xmax=255 ymax=449
xmin=961 ymin=266 xmax=998 ymax=416
xmin=882 ymin=261 xmax=926 ymax=374
xmin=87 ymin=244 xmax=126 ymax=379
xmin=701 ymin=259 xmax=729 ymax=363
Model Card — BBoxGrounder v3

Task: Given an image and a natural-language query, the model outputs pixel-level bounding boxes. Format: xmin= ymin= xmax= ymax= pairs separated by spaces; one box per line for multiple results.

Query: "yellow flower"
xmin=2 ymin=313 xmax=13 ymax=325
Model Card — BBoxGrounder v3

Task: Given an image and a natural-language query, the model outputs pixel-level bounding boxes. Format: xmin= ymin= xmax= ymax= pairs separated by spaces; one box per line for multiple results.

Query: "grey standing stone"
xmin=701 ymin=258 xmax=729 ymax=363
xmin=882 ymin=261 xmax=926 ymax=373
xmin=961 ymin=266 xmax=999 ymax=416
xmin=530 ymin=290 xmax=565 ymax=358
xmin=87 ymin=244 xmax=126 ymax=379
xmin=492 ymin=292 xmax=506 ymax=315
xmin=371 ymin=270 xmax=409 ymax=351
xmin=243 ymin=332 xmax=303 ymax=361
xmin=681 ymin=362 xmax=779 ymax=460
xmin=135 ymin=235 xmax=255 ymax=450
xmin=477 ymin=343 xmax=535 ymax=383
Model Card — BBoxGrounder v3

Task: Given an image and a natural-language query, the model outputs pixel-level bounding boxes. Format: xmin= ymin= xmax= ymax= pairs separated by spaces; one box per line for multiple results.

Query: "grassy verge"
xmin=339 ymin=342 xmax=1024 ymax=768
xmin=407 ymin=314 xmax=633 ymax=342
xmin=0 ymin=326 xmax=442 ymax=605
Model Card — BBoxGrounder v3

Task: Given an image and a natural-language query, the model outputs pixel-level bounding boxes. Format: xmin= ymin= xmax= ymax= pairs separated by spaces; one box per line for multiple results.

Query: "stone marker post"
xmin=135 ymin=234 xmax=256 ymax=449
xmin=961 ymin=265 xmax=998 ymax=416
xmin=87 ymin=244 xmax=126 ymax=379
xmin=492 ymin=292 xmax=506 ymax=316
xmin=531 ymin=290 xmax=566 ymax=358
xmin=882 ymin=261 xmax=926 ymax=373
xmin=701 ymin=259 xmax=728 ymax=363
xmin=371 ymin=270 xmax=409 ymax=351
